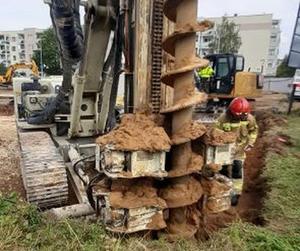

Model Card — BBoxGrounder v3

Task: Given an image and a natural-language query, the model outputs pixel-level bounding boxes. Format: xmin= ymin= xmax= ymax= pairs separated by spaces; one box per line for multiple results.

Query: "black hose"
xmin=50 ymin=0 xmax=84 ymax=63
xmin=72 ymin=154 xmax=107 ymax=210
xmin=86 ymin=173 xmax=106 ymax=209
xmin=72 ymin=154 xmax=96 ymax=186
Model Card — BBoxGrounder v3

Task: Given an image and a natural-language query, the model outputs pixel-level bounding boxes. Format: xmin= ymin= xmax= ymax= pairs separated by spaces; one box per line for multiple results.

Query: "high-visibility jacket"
xmin=216 ymin=112 xmax=258 ymax=160
xmin=198 ymin=66 xmax=214 ymax=78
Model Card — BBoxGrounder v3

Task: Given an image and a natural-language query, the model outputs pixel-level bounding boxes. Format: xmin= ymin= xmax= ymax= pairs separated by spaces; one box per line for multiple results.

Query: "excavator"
xmin=13 ymin=0 xmax=241 ymax=238
xmin=0 ymin=60 xmax=39 ymax=88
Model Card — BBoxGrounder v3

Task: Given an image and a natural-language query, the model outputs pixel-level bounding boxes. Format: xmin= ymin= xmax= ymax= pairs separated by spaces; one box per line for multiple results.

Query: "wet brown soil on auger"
xmin=96 ymin=114 xmax=171 ymax=152
xmin=109 ymin=179 xmax=167 ymax=209
xmin=202 ymin=127 xmax=237 ymax=146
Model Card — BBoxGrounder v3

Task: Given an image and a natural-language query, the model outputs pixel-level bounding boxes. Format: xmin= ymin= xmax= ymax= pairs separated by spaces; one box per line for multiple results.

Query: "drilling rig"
xmin=14 ymin=0 xmax=237 ymax=238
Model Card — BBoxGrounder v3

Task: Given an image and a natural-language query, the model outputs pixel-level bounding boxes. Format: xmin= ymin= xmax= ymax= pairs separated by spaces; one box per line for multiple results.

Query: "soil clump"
xmin=159 ymin=176 xmax=203 ymax=208
xmin=202 ymin=127 xmax=237 ymax=146
xmin=171 ymin=121 xmax=207 ymax=145
xmin=97 ymin=114 xmax=171 ymax=152
xmin=109 ymin=179 xmax=167 ymax=209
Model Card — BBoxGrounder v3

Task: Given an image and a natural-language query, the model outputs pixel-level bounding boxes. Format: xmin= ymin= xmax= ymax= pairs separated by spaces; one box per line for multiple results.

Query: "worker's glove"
xmin=244 ymin=144 xmax=254 ymax=152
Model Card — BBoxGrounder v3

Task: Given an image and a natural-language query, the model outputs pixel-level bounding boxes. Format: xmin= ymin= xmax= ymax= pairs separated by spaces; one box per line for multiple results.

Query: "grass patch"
xmin=1 ymin=115 xmax=300 ymax=250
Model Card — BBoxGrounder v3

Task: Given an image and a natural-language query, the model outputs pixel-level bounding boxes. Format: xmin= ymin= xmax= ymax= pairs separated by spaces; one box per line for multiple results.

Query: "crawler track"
xmin=19 ymin=131 xmax=68 ymax=208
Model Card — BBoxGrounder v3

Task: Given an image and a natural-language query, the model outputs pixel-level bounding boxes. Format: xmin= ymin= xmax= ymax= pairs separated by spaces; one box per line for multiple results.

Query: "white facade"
xmin=0 ymin=28 xmax=44 ymax=66
xmin=196 ymin=14 xmax=281 ymax=76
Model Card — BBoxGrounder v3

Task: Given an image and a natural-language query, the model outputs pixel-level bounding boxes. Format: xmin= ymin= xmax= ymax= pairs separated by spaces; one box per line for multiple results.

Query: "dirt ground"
xmin=0 ymin=114 xmax=25 ymax=198
xmin=255 ymin=92 xmax=300 ymax=112
xmin=0 ymin=92 xmax=293 ymax=234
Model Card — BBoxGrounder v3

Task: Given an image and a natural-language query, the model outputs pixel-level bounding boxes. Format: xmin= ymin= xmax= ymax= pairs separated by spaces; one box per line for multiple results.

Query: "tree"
xmin=32 ymin=28 xmax=62 ymax=75
xmin=276 ymin=56 xmax=296 ymax=77
xmin=209 ymin=17 xmax=242 ymax=54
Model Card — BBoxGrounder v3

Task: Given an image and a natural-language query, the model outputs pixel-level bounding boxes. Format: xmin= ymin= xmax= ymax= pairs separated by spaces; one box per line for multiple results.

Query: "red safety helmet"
xmin=228 ymin=97 xmax=251 ymax=117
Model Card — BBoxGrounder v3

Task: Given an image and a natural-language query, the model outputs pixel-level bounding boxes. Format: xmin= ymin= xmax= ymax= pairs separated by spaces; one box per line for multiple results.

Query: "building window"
xmin=12 ymin=37 xmax=16 ymax=42
xmin=269 ymin=49 xmax=275 ymax=56
xmin=268 ymin=63 xmax=273 ymax=68
xmin=12 ymin=46 xmax=16 ymax=52
xmin=13 ymin=55 xmax=16 ymax=61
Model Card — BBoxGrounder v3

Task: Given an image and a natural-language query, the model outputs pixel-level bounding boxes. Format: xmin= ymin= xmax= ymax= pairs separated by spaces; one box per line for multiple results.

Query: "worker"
xmin=215 ymin=97 xmax=258 ymax=205
xmin=198 ymin=65 xmax=214 ymax=79
xmin=197 ymin=64 xmax=214 ymax=92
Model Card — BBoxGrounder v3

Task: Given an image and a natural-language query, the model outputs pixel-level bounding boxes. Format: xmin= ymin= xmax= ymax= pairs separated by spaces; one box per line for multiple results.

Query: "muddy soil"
xmin=110 ymin=179 xmax=167 ymax=209
xmin=171 ymin=121 xmax=206 ymax=145
xmin=97 ymin=113 xmax=171 ymax=152
xmin=202 ymin=127 xmax=237 ymax=146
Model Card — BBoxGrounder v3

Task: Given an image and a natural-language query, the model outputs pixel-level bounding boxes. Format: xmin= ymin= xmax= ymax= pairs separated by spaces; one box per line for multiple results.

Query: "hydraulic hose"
xmin=50 ymin=0 xmax=84 ymax=63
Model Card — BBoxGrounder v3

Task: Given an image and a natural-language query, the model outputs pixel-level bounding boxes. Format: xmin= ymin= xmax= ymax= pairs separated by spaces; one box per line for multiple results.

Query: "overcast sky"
xmin=0 ymin=0 xmax=299 ymax=58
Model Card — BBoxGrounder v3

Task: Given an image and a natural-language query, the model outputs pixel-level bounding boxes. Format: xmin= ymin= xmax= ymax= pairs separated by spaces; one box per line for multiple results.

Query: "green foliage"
xmin=276 ymin=56 xmax=296 ymax=77
xmin=0 ymin=63 xmax=6 ymax=75
xmin=209 ymin=16 xmax=242 ymax=54
xmin=32 ymin=28 xmax=62 ymax=76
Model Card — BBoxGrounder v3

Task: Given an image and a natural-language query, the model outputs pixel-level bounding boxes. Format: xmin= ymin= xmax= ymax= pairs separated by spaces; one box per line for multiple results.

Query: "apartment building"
xmin=0 ymin=28 xmax=44 ymax=66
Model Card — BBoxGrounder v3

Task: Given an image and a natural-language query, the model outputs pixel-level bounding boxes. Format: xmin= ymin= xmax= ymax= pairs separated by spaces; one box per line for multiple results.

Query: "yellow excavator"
xmin=0 ymin=60 xmax=39 ymax=87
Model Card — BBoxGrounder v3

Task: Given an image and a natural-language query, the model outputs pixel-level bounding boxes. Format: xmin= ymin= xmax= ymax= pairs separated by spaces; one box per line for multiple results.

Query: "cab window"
xmin=216 ymin=57 xmax=229 ymax=78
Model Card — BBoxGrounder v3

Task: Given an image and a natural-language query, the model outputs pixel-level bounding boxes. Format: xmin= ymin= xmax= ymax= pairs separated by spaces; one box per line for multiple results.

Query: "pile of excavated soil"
xmin=202 ymin=127 xmax=237 ymax=146
xmin=0 ymin=116 xmax=25 ymax=197
xmin=109 ymin=179 xmax=167 ymax=209
xmin=97 ymin=114 xmax=171 ymax=152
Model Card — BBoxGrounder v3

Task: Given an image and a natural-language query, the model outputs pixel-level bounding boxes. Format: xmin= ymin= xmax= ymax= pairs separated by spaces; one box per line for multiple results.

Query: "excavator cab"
xmin=203 ymin=53 xmax=245 ymax=94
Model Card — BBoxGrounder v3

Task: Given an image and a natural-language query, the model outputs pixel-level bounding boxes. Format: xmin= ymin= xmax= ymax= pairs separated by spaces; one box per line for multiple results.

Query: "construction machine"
xmin=196 ymin=53 xmax=263 ymax=121
xmin=0 ymin=60 xmax=39 ymax=88
xmin=14 ymin=0 xmax=239 ymax=237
